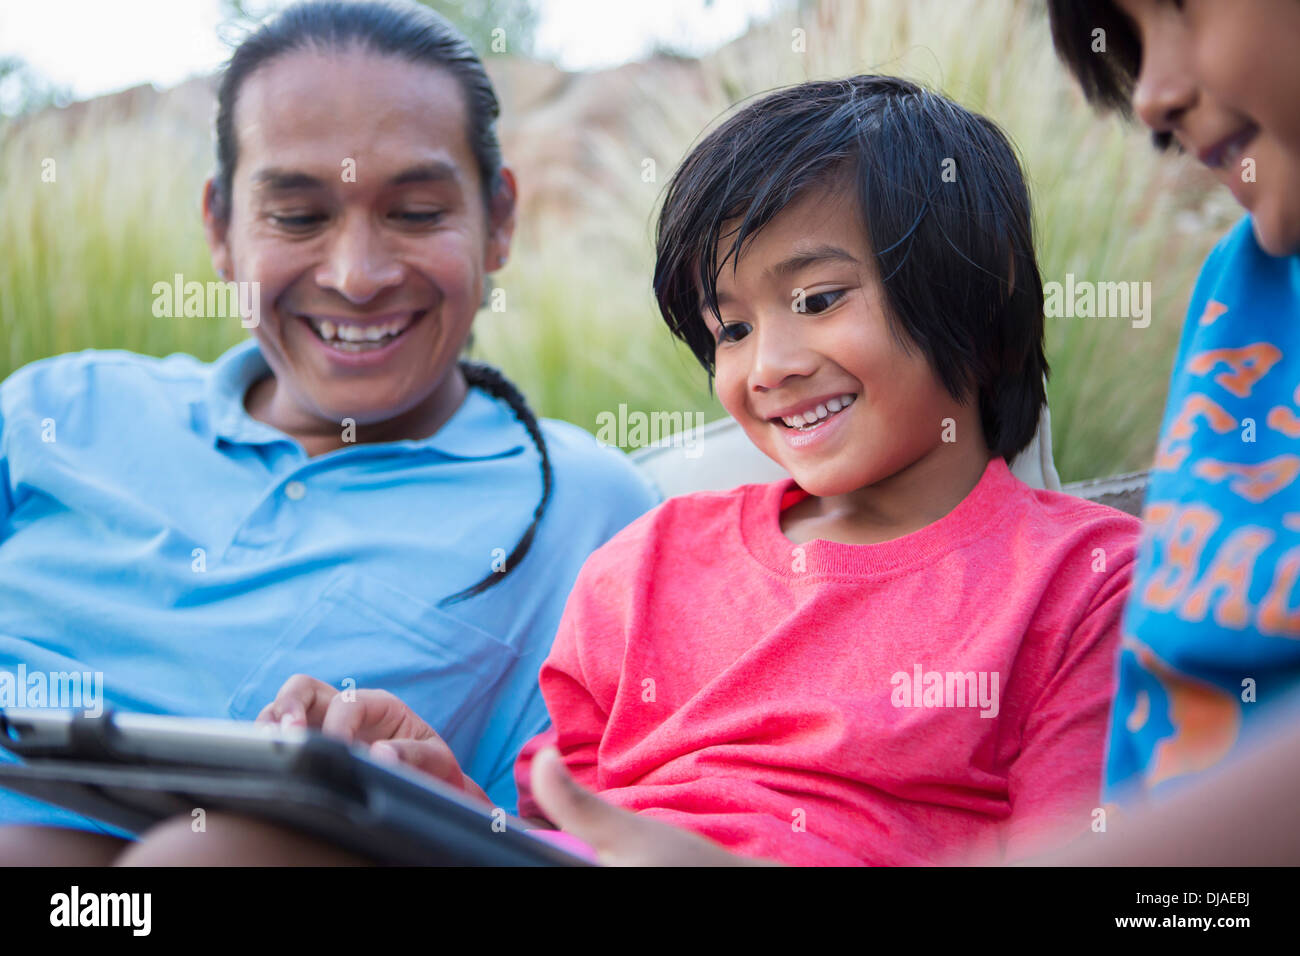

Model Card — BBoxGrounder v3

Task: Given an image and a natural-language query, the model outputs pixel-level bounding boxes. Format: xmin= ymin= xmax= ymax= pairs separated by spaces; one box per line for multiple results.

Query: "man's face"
xmin=1117 ymin=0 xmax=1300 ymax=256
xmin=702 ymin=185 xmax=978 ymax=498
xmin=205 ymin=47 xmax=514 ymax=427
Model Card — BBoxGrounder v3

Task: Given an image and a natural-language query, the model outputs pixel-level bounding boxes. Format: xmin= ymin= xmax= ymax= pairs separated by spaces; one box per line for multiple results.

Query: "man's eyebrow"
xmin=249 ymin=161 xmax=461 ymax=191
xmin=766 ymin=245 xmax=861 ymax=278
xmin=250 ymin=168 xmax=327 ymax=191
xmin=388 ymin=160 xmax=460 ymax=187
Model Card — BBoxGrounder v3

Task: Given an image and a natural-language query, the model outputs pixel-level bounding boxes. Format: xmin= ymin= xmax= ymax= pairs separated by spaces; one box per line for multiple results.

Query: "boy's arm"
xmin=998 ymin=565 xmax=1131 ymax=862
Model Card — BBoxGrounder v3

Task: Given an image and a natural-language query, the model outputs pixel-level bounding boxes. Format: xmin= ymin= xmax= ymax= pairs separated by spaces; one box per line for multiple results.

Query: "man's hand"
xmin=528 ymin=746 xmax=778 ymax=866
xmin=256 ymin=674 xmax=489 ymax=805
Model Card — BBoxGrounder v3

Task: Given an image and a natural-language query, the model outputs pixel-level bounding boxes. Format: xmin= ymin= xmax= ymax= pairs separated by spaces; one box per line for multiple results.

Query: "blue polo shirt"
xmin=0 ymin=339 xmax=659 ymax=831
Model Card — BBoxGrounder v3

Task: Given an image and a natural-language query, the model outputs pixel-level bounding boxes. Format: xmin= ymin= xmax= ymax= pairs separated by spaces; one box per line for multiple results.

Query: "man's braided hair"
xmin=440 ymin=361 xmax=554 ymax=606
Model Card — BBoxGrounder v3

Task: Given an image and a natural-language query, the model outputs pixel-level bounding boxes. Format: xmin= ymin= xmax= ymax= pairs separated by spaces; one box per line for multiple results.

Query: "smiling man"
xmin=0 ymin=0 xmax=657 ymax=857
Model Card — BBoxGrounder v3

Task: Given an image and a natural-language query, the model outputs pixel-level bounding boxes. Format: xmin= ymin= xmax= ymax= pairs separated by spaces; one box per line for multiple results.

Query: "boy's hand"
xmin=256 ymin=674 xmax=490 ymax=805
xmin=528 ymin=746 xmax=779 ymax=866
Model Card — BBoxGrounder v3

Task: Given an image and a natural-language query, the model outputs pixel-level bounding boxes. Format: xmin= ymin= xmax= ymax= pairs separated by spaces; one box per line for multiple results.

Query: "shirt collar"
xmin=200 ymin=337 xmax=527 ymax=460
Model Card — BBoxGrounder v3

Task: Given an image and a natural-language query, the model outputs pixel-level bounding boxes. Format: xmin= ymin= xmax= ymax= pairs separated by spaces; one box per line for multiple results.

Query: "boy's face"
xmin=702 ymin=185 xmax=977 ymax=498
xmin=1117 ymin=0 xmax=1300 ymax=255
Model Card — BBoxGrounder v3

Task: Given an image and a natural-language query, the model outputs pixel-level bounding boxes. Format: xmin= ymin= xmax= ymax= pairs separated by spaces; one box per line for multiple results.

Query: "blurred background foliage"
xmin=0 ymin=0 xmax=1239 ymax=481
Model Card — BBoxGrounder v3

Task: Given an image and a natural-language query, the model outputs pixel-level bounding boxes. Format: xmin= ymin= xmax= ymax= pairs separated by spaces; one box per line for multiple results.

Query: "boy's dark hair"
xmin=1045 ymin=1 xmax=1142 ymax=115
xmin=213 ymin=0 xmax=549 ymax=606
xmin=654 ymin=75 xmax=1048 ymax=462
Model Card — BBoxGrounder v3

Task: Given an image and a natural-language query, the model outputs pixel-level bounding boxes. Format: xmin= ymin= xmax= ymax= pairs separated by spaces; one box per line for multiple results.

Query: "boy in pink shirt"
xmin=515 ymin=75 xmax=1140 ymax=865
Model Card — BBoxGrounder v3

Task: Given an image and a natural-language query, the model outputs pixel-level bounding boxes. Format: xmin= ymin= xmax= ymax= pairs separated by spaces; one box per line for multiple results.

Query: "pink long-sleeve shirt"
xmin=517 ymin=457 xmax=1140 ymax=865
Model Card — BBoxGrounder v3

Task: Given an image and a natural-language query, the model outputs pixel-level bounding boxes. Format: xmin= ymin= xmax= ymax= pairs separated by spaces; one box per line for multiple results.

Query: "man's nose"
xmin=316 ymin=213 xmax=404 ymax=303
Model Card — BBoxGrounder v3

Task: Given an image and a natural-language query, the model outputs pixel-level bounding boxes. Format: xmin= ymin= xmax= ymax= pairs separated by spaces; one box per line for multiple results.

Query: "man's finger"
xmin=370 ymin=739 xmax=491 ymax=804
xmin=320 ymin=688 xmax=421 ymax=744
xmin=256 ymin=674 xmax=337 ymax=728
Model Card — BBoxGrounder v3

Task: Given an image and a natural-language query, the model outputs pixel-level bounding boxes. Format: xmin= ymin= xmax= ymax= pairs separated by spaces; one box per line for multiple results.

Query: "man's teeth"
xmin=309 ymin=315 xmax=413 ymax=348
xmin=780 ymin=393 xmax=856 ymax=429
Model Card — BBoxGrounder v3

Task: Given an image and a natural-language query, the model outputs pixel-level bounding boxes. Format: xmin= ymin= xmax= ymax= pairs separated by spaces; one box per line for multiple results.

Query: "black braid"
xmin=439 ymin=361 xmax=554 ymax=606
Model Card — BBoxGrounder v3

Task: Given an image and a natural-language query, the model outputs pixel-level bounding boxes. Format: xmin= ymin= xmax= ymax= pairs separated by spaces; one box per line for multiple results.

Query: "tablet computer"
xmin=0 ymin=708 xmax=592 ymax=866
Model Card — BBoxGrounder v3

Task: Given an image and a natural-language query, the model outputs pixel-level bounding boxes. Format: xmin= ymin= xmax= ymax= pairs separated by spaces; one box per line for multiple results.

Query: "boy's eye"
xmin=801 ymin=289 xmax=845 ymax=314
xmin=716 ymin=321 xmax=751 ymax=344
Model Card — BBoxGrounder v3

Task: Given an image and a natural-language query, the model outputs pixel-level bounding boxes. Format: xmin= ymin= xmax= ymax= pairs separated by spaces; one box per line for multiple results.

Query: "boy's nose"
xmin=748 ymin=320 xmax=818 ymax=393
xmin=1131 ymin=21 xmax=1197 ymax=136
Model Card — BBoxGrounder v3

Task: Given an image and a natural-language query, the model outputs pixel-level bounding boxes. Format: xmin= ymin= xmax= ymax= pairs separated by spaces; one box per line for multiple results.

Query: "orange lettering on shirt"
xmin=1257 ymin=545 xmax=1300 ymax=638
xmin=1267 ymin=385 xmax=1300 ymax=438
xmin=1153 ymin=443 xmax=1192 ymax=472
xmin=1142 ymin=502 xmax=1175 ymax=530
xmin=1178 ymin=527 xmax=1274 ymax=629
xmin=1194 ymin=455 xmax=1300 ymax=503
xmin=1142 ymin=505 xmax=1221 ymax=610
xmin=1127 ymin=640 xmax=1240 ymax=788
xmin=1165 ymin=394 xmax=1237 ymax=441
xmin=1152 ymin=395 xmax=1236 ymax=472
xmin=1186 ymin=343 xmax=1282 ymax=398
xmin=1198 ymin=301 xmax=1229 ymax=326
xmin=1269 ymin=406 xmax=1300 ymax=438
xmin=1126 ymin=688 xmax=1151 ymax=733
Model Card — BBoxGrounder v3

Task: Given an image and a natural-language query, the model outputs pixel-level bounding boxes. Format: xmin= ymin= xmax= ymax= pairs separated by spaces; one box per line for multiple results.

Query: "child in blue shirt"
xmin=1043 ymin=1 xmax=1300 ymax=831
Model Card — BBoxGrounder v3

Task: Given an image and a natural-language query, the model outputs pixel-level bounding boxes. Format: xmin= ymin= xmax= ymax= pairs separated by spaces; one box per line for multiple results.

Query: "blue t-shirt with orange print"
xmin=1105 ymin=215 xmax=1300 ymax=805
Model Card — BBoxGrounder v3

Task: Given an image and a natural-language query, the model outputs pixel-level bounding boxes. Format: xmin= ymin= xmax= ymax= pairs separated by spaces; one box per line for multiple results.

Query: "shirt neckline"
xmin=741 ymin=456 xmax=1017 ymax=579
xmin=201 ymin=338 xmax=526 ymax=460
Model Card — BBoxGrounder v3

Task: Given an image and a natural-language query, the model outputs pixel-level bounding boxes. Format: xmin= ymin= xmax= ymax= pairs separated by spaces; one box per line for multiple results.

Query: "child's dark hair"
xmin=1045 ymin=1 xmax=1142 ymax=115
xmin=212 ymin=0 xmax=549 ymax=605
xmin=654 ymin=75 xmax=1048 ymax=462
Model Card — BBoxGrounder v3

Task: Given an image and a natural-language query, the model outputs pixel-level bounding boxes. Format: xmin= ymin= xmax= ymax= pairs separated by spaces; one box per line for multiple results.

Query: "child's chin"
xmin=785 ymin=465 xmax=869 ymax=499
xmin=1250 ymin=208 xmax=1300 ymax=258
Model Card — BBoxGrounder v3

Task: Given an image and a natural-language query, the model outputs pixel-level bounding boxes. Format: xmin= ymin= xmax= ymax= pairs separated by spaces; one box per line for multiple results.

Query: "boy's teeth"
xmin=780 ymin=393 xmax=857 ymax=429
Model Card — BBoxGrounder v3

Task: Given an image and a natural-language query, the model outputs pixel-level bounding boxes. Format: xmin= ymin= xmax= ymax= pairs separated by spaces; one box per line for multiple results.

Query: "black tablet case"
xmin=0 ymin=710 xmax=588 ymax=866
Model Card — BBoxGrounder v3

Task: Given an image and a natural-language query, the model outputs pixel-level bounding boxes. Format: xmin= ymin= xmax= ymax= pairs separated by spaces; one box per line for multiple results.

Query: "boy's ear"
xmin=202 ymin=178 xmax=234 ymax=280
xmin=486 ymin=166 xmax=518 ymax=271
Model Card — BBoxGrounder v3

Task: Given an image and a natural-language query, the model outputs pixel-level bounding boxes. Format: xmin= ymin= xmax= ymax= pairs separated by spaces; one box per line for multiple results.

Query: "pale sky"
xmin=0 ymin=0 xmax=782 ymax=102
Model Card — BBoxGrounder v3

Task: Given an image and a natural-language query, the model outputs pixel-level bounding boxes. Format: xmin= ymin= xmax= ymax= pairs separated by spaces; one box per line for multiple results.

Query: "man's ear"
xmin=202 ymin=178 xmax=234 ymax=280
xmin=485 ymin=166 xmax=517 ymax=272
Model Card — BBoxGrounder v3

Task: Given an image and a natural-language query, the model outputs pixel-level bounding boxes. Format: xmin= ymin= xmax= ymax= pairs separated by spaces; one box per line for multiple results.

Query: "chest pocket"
xmin=226 ymin=569 xmax=519 ymax=754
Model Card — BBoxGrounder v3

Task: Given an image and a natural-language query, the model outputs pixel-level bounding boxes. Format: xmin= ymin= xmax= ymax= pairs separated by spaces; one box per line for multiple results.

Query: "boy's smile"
xmin=1118 ymin=0 xmax=1300 ymax=255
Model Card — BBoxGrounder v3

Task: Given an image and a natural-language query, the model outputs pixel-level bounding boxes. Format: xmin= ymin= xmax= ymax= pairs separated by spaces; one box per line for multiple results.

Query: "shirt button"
xmin=284 ymin=481 xmax=307 ymax=501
